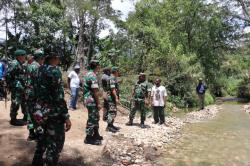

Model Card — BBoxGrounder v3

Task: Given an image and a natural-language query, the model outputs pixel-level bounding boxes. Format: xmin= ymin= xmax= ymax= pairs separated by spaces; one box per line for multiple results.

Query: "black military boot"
xmin=10 ymin=118 xmax=26 ymax=126
xmin=106 ymin=124 xmax=118 ymax=133
xmin=27 ymin=129 xmax=38 ymax=141
xmin=140 ymin=121 xmax=146 ymax=128
xmin=94 ymin=128 xmax=103 ymax=140
xmin=111 ymin=124 xmax=120 ymax=131
xmin=125 ymin=119 xmax=133 ymax=126
xmin=84 ymin=135 xmax=101 ymax=145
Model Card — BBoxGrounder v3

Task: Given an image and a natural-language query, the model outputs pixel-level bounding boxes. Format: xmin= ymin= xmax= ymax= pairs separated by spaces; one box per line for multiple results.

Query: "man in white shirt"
xmin=68 ymin=64 xmax=81 ymax=110
xmin=151 ymin=78 xmax=167 ymax=124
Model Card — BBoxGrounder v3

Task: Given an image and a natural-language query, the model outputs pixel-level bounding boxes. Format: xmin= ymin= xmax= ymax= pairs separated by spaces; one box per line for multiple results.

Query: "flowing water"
xmin=154 ymin=104 xmax=250 ymax=166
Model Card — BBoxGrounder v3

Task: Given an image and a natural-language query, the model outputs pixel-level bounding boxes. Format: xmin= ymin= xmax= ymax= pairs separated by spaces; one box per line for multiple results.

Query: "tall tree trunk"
xmin=87 ymin=16 xmax=98 ymax=61
xmin=76 ymin=13 xmax=87 ymax=69
xmin=5 ymin=6 xmax=8 ymax=59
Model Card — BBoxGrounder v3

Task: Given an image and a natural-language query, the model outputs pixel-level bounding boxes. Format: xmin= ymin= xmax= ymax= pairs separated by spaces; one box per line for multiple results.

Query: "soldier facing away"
xmin=126 ymin=73 xmax=150 ymax=128
xmin=105 ymin=67 xmax=120 ymax=133
xmin=5 ymin=49 xmax=27 ymax=126
xmin=32 ymin=52 xmax=71 ymax=166
xmin=25 ymin=49 xmax=45 ymax=141
xmin=101 ymin=67 xmax=111 ymax=122
xmin=83 ymin=60 xmax=103 ymax=145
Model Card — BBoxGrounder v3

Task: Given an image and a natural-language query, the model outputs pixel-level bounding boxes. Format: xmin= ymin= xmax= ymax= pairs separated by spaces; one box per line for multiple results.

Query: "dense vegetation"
xmin=0 ymin=0 xmax=249 ymax=108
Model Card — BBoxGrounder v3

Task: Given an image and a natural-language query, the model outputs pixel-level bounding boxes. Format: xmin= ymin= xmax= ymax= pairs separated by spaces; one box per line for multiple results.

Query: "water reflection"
xmin=154 ymin=104 xmax=250 ymax=166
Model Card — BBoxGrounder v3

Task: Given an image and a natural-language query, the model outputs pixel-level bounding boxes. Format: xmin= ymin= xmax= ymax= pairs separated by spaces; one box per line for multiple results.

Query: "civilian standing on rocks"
xmin=196 ymin=78 xmax=207 ymax=110
xmin=151 ymin=78 xmax=167 ymax=124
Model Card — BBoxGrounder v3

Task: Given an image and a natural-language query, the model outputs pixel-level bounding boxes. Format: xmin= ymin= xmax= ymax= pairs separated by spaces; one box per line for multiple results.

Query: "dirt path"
xmin=0 ymin=97 xmax=115 ymax=166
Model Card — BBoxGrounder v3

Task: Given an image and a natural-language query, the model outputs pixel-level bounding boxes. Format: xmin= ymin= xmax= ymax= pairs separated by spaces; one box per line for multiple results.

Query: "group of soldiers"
xmin=3 ymin=48 xmax=153 ymax=165
xmin=5 ymin=49 xmax=71 ymax=166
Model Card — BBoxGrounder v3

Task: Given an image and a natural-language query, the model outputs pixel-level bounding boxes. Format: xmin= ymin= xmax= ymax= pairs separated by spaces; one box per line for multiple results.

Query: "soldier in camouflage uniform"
xmin=105 ymin=67 xmax=120 ymax=133
xmin=101 ymin=67 xmax=111 ymax=122
xmin=32 ymin=52 xmax=71 ymax=166
xmin=83 ymin=60 xmax=102 ymax=145
xmin=5 ymin=49 xmax=27 ymax=126
xmin=126 ymin=73 xmax=150 ymax=128
xmin=25 ymin=49 xmax=45 ymax=141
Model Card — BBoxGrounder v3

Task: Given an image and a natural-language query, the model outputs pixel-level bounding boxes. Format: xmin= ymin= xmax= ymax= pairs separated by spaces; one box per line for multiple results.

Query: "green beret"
xmin=34 ymin=49 xmax=45 ymax=58
xmin=14 ymin=49 xmax=26 ymax=57
xmin=111 ymin=66 xmax=119 ymax=72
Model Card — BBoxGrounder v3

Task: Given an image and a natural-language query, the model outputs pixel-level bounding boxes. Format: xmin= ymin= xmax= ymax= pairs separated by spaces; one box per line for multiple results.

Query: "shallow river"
xmin=154 ymin=104 xmax=250 ymax=166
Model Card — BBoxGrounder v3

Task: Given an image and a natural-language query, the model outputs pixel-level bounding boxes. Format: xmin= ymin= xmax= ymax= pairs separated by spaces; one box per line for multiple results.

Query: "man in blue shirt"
xmin=0 ymin=59 xmax=6 ymax=100
xmin=196 ymin=78 xmax=207 ymax=110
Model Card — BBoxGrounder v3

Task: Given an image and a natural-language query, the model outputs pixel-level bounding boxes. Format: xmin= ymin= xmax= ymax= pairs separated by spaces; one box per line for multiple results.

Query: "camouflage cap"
xmin=34 ymin=49 xmax=45 ymax=58
xmin=111 ymin=66 xmax=119 ymax=72
xmin=14 ymin=49 xmax=26 ymax=57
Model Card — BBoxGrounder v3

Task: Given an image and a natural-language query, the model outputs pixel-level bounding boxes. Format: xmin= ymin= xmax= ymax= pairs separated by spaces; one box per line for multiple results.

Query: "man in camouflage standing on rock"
xmin=25 ymin=49 xmax=45 ymax=141
xmin=83 ymin=60 xmax=103 ymax=145
xmin=5 ymin=49 xmax=27 ymax=126
xmin=126 ymin=73 xmax=150 ymax=128
xmin=32 ymin=51 xmax=71 ymax=166
xmin=105 ymin=67 xmax=120 ymax=133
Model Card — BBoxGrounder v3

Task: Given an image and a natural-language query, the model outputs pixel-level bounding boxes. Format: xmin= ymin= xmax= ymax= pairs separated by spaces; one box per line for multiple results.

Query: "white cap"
xmin=74 ymin=65 xmax=80 ymax=69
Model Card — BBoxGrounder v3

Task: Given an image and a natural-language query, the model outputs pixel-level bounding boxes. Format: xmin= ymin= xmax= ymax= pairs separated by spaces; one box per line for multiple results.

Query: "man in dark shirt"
xmin=196 ymin=78 xmax=207 ymax=110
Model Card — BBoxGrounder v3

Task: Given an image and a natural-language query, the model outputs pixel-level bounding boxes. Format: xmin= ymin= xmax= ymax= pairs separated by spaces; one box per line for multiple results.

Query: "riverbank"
xmin=101 ymin=105 xmax=221 ymax=166
xmin=244 ymin=103 xmax=250 ymax=113
xmin=0 ymin=98 xmax=221 ymax=166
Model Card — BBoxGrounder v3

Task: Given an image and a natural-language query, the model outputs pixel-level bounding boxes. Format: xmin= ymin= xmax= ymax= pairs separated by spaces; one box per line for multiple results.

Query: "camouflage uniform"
xmin=32 ymin=64 xmax=69 ymax=166
xmin=83 ymin=70 xmax=100 ymax=137
xmin=25 ymin=52 xmax=43 ymax=134
xmin=5 ymin=50 xmax=27 ymax=122
xmin=101 ymin=71 xmax=110 ymax=121
xmin=106 ymin=75 xmax=117 ymax=125
xmin=129 ymin=81 xmax=149 ymax=123
xmin=26 ymin=61 xmax=40 ymax=130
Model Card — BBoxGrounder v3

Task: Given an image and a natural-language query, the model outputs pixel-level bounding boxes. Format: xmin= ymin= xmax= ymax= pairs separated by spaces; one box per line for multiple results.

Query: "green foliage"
xmin=237 ymin=77 xmax=250 ymax=100
xmin=205 ymin=91 xmax=215 ymax=106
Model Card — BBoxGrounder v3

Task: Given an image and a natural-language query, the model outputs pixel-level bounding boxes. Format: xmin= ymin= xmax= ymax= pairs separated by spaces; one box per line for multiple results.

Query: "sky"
xmin=0 ymin=0 xmax=136 ymax=40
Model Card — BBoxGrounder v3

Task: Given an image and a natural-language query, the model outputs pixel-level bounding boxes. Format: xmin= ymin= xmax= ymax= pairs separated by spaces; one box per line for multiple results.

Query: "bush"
xmin=237 ymin=78 xmax=250 ymax=100
xmin=205 ymin=91 xmax=215 ymax=106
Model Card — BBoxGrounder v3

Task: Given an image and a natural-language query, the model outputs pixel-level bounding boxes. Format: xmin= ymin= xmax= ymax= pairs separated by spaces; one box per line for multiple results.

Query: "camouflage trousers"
xmin=103 ymin=99 xmax=117 ymax=125
xmin=32 ymin=121 xmax=65 ymax=166
xmin=26 ymin=100 xmax=36 ymax=130
xmin=107 ymin=101 xmax=117 ymax=125
xmin=10 ymin=90 xmax=26 ymax=120
xmin=86 ymin=106 xmax=100 ymax=136
xmin=129 ymin=100 xmax=146 ymax=122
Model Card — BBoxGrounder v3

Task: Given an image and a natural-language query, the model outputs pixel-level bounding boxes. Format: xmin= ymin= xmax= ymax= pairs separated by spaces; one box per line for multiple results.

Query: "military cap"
xmin=14 ymin=49 xmax=26 ymax=57
xmin=111 ymin=66 xmax=119 ymax=72
xmin=34 ymin=49 xmax=45 ymax=58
